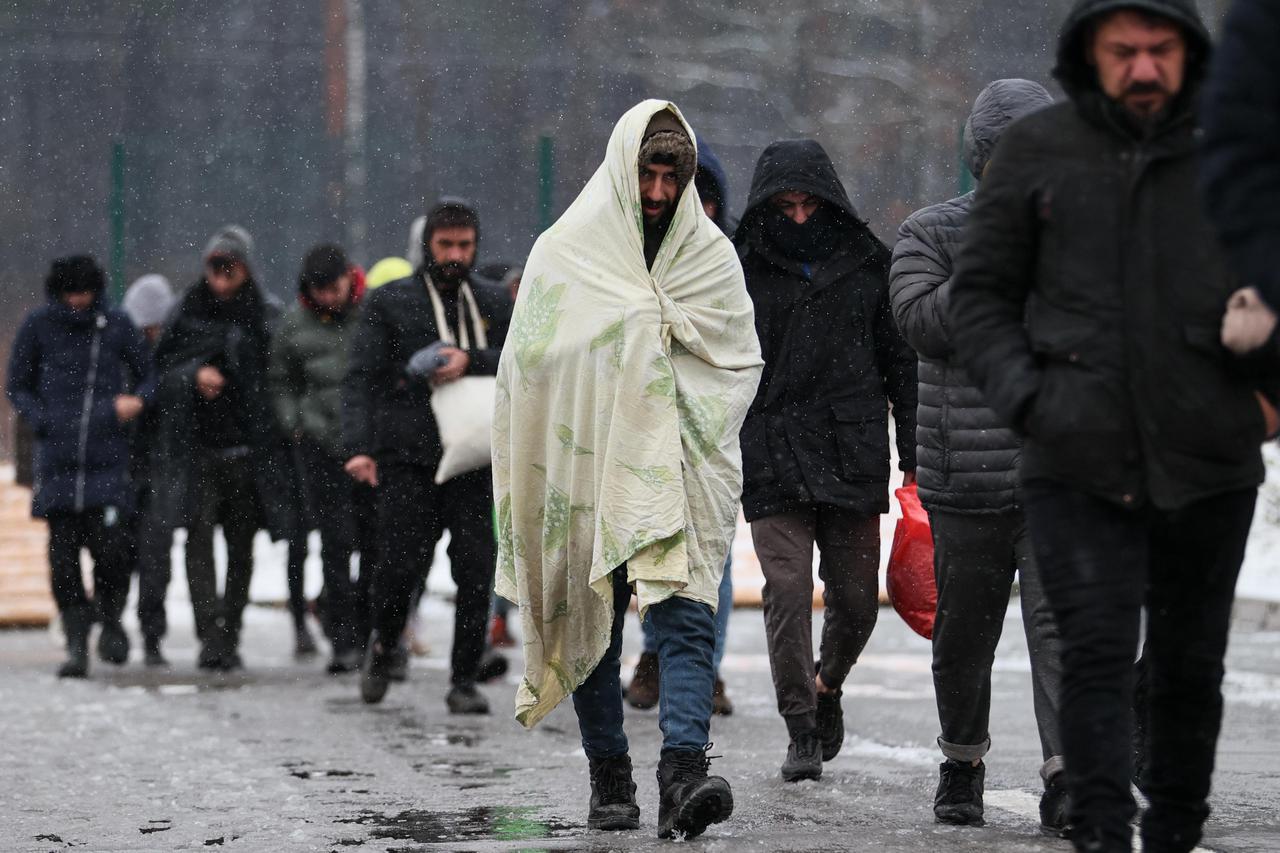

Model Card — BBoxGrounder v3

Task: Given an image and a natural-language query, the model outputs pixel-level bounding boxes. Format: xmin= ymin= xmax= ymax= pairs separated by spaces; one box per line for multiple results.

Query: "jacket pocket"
xmin=832 ymin=400 xmax=890 ymax=483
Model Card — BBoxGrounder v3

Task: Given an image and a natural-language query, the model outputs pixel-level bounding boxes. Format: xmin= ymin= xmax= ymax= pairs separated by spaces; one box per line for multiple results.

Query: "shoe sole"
xmin=588 ymin=808 xmax=641 ymax=831
xmin=781 ymin=766 xmax=823 ymax=783
xmin=659 ymin=783 xmax=734 ymax=840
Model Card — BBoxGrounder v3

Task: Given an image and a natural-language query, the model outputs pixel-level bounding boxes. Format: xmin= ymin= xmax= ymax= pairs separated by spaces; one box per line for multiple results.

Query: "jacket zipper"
xmin=75 ymin=317 xmax=104 ymax=512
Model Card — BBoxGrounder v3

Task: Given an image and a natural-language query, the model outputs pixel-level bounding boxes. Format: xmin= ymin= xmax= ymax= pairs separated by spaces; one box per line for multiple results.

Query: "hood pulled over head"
xmin=1052 ymin=0 xmax=1212 ymax=101
xmin=963 ymin=79 xmax=1055 ymax=179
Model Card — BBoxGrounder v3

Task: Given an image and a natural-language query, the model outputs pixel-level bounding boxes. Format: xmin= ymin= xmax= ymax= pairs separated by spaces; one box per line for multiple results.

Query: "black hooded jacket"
xmin=951 ymin=0 xmax=1280 ymax=511
xmin=735 ymin=140 xmax=917 ymax=521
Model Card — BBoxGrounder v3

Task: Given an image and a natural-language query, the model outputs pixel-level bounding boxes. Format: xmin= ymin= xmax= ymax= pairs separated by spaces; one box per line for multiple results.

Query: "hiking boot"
xmin=143 ymin=636 xmax=169 ymax=668
xmin=327 ymin=647 xmax=362 ymax=674
xmin=489 ymin=613 xmax=516 ymax=648
xmin=58 ymin=610 xmax=91 ymax=679
xmin=1040 ymin=771 xmax=1071 ymax=838
xmin=626 ymin=651 xmax=660 ymax=710
xmin=476 ymin=649 xmax=509 ymax=683
xmin=446 ymin=683 xmax=490 ymax=715
xmin=294 ymin=618 xmax=319 ymax=658
xmin=360 ymin=634 xmax=395 ymax=704
xmin=780 ymin=732 xmax=823 ymax=782
xmin=97 ymin=619 xmax=130 ymax=665
xmin=197 ymin=639 xmax=223 ymax=670
xmin=587 ymin=753 xmax=640 ymax=830
xmin=388 ymin=642 xmax=410 ymax=682
xmin=816 ymin=690 xmax=844 ymax=761
xmin=657 ymin=745 xmax=733 ymax=840
xmin=711 ymin=678 xmax=733 ymax=716
xmin=934 ymin=759 xmax=985 ymax=826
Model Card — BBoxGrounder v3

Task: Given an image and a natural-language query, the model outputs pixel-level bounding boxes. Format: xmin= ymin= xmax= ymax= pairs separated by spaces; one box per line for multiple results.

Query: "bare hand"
xmin=195 ymin=365 xmax=226 ymax=400
xmin=114 ymin=394 xmax=144 ymax=423
xmin=432 ymin=347 xmax=471 ymax=385
xmin=903 ymin=469 xmax=917 ymax=487
xmin=345 ymin=454 xmax=378 ymax=487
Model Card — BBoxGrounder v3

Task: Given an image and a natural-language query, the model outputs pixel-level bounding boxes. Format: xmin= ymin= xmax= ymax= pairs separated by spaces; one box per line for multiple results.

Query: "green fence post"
xmin=538 ymin=135 xmax=555 ymax=233
xmin=110 ymin=140 xmax=126 ymax=301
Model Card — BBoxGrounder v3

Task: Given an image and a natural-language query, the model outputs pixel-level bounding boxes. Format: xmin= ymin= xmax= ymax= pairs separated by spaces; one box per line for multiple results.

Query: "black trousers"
xmin=133 ymin=488 xmax=172 ymax=640
xmin=184 ymin=451 xmax=259 ymax=644
xmin=1023 ymin=480 xmax=1254 ymax=853
xmin=48 ymin=509 xmax=131 ymax=627
xmin=928 ymin=508 xmax=1063 ymax=777
xmin=372 ymin=463 xmax=495 ymax=685
xmin=298 ymin=440 xmax=377 ymax=652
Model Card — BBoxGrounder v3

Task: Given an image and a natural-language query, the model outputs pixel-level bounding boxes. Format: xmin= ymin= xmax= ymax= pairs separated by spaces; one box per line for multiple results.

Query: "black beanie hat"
xmin=46 ymin=255 xmax=106 ymax=300
xmin=298 ymin=244 xmax=350 ymax=294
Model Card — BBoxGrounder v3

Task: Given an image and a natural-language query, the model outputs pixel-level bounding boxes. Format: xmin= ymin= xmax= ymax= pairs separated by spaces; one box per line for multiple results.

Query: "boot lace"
xmin=590 ymin=756 xmax=633 ymax=804
xmin=669 ymin=743 xmax=720 ymax=782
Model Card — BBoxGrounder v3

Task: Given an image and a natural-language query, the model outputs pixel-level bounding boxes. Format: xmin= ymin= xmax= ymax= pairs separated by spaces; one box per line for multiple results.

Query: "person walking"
xmin=951 ymin=3 xmax=1280 ymax=850
xmin=890 ymin=78 xmax=1068 ymax=833
xmin=735 ymin=138 xmax=917 ymax=782
xmin=494 ymin=100 xmax=761 ymax=839
xmin=269 ymin=245 xmax=374 ymax=674
xmin=7 ymin=256 xmax=153 ymax=677
xmin=343 ymin=199 xmax=511 ymax=713
xmin=120 ymin=273 xmax=177 ymax=666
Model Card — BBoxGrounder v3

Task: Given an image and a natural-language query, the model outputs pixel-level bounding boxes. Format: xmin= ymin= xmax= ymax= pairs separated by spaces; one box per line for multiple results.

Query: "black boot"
xmin=587 ymin=754 xmax=640 ymax=830
xmin=360 ymin=632 xmax=395 ymax=704
xmin=58 ymin=610 xmax=91 ymax=678
xmin=1039 ymin=770 xmax=1071 ymax=837
xmin=934 ymin=759 xmax=985 ymax=826
xmin=445 ymin=682 xmax=490 ymax=715
xmin=780 ymin=731 xmax=823 ymax=782
xmin=293 ymin=613 xmax=318 ymax=659
xmin=96 ymin=617 xmax=130 ymax=665
xmin=656 ymin=746 xmax=733 ymax=840
xmin=143 ymin=635 xmax=169 ymax=668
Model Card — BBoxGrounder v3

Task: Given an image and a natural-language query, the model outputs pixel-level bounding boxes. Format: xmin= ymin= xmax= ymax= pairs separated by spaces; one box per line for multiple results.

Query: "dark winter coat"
xmin=150 ymin=278 xmax=298 ymax=536
xmin=951 ymin=0 xmax=1280 ymax=511
xmin=6 ymin=297 xmax=154 ymax=517
xmin=1201 ymin=0 xmax=1280 ymax=307
xmin=269 ymin=296 xmax=363 ymax=460
xmin=342 ymin=272 xmax=512 ymax=467
xmin=734 ymin=140 xmax=917 ymax=522
xmin=891 ymin=79 xmax=1053 ymax=514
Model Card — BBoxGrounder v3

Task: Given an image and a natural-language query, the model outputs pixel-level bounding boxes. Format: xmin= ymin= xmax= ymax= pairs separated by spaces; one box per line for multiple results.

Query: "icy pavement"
xmin=3 ymin=588 xmax=1279 ymax=852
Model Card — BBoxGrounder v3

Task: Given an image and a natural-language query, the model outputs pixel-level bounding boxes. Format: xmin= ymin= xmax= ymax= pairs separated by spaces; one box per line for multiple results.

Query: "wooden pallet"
xmin=0 ymin=466 xmax=53 ymax=626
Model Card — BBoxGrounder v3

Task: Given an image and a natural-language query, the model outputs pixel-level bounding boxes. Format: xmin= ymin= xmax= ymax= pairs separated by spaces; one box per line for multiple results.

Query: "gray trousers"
xmin=928 ymin=507 xmax=1064 ymax=782
xmin=752 ymin=505 xmax=881 ymax=728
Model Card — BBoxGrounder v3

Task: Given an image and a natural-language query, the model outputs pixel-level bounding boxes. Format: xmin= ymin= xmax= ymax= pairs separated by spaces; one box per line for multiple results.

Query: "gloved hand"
xmin=406 ymin=341 xmax=449 ymax=380
xmin=1222 ymin=287 xmax=1278 ymax=355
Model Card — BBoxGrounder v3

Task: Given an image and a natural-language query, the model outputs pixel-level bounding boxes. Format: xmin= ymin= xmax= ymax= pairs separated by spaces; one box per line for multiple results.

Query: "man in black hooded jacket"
xmin=736 ymin=140 xmax=917 ymax=784
xmin=952 ymin=3 xmax=1280 ymax=850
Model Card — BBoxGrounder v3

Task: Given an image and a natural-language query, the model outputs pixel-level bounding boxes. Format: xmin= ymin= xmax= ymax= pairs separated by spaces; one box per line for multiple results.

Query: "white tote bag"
xmin=425 ymin=277 xmax=496 ymax=484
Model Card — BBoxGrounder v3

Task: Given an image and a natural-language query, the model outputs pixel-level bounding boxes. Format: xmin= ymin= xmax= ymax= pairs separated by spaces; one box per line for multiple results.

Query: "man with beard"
xmin=952 ymin=3 xmax=1280 ymax=850
xmin=494 ymin=100 xmax=760 ymax=840
xmin=736 ymin=140 xmax=917 ymax=783
xmin=344 ymin=198 xmax=512 ymax=713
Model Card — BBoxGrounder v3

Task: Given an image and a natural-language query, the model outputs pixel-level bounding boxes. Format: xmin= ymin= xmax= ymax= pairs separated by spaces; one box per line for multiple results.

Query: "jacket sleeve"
xmin=342 ymin=292 xmax=386 ymax=458
xmin=267 ymin=319 xmax=302 ymax=437
xmin=1201 ymin=0 xmax=1280 ymax=308
xmin=123 ymin=321 xmax=157 ymax=405
xmin=890 ymin=214 xmax=954 ymax=361
xmin=951 ymin=126 xmax=1041 ymax=433
xmin=872 ymin=259 xmax=919 ymax=471
xmin=5 ymin=314 xmax=44 ymax=432
xmin=465 ymin=287 xmax=513 ymax=376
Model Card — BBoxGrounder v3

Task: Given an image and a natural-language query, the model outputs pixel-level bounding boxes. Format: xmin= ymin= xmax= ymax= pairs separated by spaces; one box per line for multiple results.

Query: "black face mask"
xmin=428 ymin=258 xmax=471 ymax=289
xmin=762 ymin=203 xmax=843 ymax=262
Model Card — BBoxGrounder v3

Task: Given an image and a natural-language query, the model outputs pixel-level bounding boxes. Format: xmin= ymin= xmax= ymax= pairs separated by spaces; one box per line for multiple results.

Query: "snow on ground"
xmin=1238 ymin=444 xmax=1280 ymax=602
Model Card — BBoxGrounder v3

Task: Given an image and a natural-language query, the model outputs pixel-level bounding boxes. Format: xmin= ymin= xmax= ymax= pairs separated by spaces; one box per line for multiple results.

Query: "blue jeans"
xmin=642 ymin=553 xmax=732 ymax=674
xmin=573 ymin=567 xmax=717 ymax=758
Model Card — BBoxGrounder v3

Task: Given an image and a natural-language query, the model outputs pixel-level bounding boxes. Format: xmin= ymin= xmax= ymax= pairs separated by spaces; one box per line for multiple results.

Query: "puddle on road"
xmin=337 ymin=805 xmax=574 ymax=844
xmin=283 ymin=761 xmax=374 ymax=781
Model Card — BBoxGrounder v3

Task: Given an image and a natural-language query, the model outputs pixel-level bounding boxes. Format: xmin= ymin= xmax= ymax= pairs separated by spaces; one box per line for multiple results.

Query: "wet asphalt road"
xmin=3 ymin=596 xmax=1279 ymax=853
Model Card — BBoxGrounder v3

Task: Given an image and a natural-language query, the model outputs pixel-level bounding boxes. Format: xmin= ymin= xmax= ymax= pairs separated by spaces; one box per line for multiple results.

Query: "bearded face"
xmin=426 ymin=226 xmax=478 ymax=288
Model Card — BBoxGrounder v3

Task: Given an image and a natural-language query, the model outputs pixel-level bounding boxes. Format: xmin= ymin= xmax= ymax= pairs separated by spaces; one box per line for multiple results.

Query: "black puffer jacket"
xmin=342 ymin=272 xmax=512 ymax=466
xmin=891 ymin=79 xmax=1053 ymax=514
xmin=952 ymin=0 xmax=1280 ymax=511
xmin=735 ymin=140 xmax=917 ymax=521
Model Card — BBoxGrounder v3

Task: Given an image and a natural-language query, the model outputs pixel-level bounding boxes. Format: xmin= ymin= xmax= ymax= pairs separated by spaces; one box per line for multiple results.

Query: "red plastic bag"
xmin=886 ymin=483 xmax=937 ymax=639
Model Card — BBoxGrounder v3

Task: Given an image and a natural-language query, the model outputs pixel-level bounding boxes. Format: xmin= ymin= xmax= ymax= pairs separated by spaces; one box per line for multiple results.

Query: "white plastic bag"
xmin=431 ymin=375 xmax=496 ymax=484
